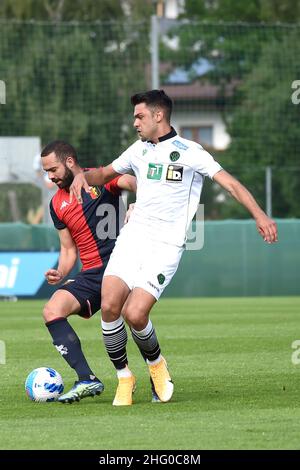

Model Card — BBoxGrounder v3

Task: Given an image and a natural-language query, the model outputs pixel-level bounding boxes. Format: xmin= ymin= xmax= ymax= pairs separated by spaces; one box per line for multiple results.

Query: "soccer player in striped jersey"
xmin=41 ymin=140 xmax=136 ymax=403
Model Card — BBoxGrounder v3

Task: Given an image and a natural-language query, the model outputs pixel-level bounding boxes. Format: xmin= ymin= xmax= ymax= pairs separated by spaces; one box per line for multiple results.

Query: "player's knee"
xmin=43 ymin=302 xmax=66 ymax=323
xmin=123 ymin=306 xmax=148 ymax=331
xmin=101 ymin=299 xmax=121 ymax=322
xmin=43 ymin=303 xmax=55 ymax=323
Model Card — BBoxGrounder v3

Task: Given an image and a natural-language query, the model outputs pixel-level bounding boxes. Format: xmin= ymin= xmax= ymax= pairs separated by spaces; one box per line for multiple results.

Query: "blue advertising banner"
xmin=0 ymin=252 xmax=59 ymax=296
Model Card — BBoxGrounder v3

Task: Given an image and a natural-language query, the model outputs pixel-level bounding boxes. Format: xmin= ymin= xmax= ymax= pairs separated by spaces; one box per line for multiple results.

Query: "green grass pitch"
xmin=1 ymin=297 xmax=300 ymax=450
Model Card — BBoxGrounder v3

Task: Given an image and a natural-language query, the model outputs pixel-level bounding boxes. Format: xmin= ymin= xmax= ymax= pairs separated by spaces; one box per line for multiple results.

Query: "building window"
xmin=181 ymin=126 xmax=213 ymax=147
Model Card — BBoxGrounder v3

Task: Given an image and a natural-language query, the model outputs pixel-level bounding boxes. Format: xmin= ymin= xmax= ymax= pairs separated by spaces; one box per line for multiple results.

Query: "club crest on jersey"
xmin=157 ymin=273 xmax=165 ymax=285
xmin=89 ymin=186 xmax=101 ymax=199
xmin=166 ymin=165 xmax=183 ymax=182
xmin=169 ymin=151 xmax=180 ymax=162
xmin=147 ymin=163 xmax=163 ymax=180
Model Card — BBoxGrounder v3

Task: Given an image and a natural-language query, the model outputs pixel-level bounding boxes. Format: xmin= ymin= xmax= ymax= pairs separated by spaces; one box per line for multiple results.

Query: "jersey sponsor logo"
xmin=166 ymin=165 xmax=183 ymax=182
xmin=60 ymin=200 xmax=70 ymax=210
xmin=169 ymin=151 xmax=180 ymax=162
xmin=147 ymin=163 xmax=163 ymax=180
xmin=89 ymin=186 xmax=101 ymax=199
xmin=172 ymin=139 xmax=188 ymax=150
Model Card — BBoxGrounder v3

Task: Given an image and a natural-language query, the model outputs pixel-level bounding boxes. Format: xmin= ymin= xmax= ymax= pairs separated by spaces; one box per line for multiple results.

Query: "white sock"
xmin=132 ymin=320 xmax=153 ymax=337
xmin=131 ymin=320 xmax=161 ymax=365
xmin=101 ymin=317 xmax=123 ymax=330
xmin=117 ymin=366 xmax=133 ymax=379
xmin=146 ymin=355 xmax=162 ymax=366
xmin=101 ymin=317 xmax=129 ymax=372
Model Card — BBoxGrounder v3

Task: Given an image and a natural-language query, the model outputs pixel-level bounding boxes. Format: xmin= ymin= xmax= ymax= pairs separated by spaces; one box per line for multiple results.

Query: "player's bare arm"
xmin=124 ymin=203 xmax=135 ymax=224
xmin=213 ymin=169 xmax=278 ymax=244
xmin=45 ymin=228 xmax=77 ymax=284
xmin=117 ymin=174 xmax=136 ymax=192
xmin=117 ymin=175 xmax=136 ymax=223
xmin=69 ymin=164 xmax=120 ymax=203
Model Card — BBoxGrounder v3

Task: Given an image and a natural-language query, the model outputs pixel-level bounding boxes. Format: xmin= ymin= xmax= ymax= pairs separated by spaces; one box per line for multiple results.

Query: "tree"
xmin=183 ymin=0 xmax=300 ymax=23
xmin=225 ymin=30 xmax=300 ymax=217
xmin=0 ymin=20 xmax=149 ymax=165
xmin=0 ymin=0 xmax=153 ymax=167
xmin=0 ymin=4 xmax=152 ymax=221
xmin=0 ymin=0 xmax=155 ymax=21
xmin=160 ymin=1 xmax=300 ymax=217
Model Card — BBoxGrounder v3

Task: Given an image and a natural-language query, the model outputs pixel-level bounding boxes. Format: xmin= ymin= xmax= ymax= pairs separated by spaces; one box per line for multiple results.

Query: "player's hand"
xmin=69 ymin=173 xmax=90 ymax=204
xmin=45 ymin=269 xmax=63 ymax=285
xmin=124 ymin=203 xmax=135 ymax=224
xmin=255 ymin=214 xmax=278 ymax=244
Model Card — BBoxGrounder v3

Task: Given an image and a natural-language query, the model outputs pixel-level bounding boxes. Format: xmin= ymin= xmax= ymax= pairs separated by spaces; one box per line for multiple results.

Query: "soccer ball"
xmin=25 ymin=367 xmax=64 ymax=402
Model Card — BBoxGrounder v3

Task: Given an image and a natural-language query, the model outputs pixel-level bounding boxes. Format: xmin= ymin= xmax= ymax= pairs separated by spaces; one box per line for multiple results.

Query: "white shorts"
xmin=104 ymin=223 xmax=184 ymax=300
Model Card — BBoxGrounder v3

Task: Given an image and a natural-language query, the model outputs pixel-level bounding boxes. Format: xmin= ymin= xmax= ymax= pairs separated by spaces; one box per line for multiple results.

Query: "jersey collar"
xmin=158 ymin=127 xmax=177 ymax=142
xmin=147 ymin=127 xmax=177 ymax=144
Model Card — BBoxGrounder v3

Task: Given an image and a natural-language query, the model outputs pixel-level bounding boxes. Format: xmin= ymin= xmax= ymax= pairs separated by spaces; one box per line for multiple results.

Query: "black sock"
xmin=131 ymin=320 xmax=161 ymax=363
xmin=46 ymin=317 xmax=97 ymax=382
xmin=101 ymin=317 xmax=128 ymax=370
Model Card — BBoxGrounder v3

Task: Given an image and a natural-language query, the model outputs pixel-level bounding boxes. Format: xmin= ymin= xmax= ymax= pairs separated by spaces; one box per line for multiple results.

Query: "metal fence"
xmin=0 ymin=220 xmax=298 ymax=297
xmin=0 ymin=19 xmax=299 ymax=222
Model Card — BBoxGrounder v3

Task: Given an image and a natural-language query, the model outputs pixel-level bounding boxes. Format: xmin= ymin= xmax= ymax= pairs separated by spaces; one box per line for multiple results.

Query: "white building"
xmin=156 ymin=0 xmax=231 ymax=152
xmin=164 ymin=81 xmax=231 ymax=151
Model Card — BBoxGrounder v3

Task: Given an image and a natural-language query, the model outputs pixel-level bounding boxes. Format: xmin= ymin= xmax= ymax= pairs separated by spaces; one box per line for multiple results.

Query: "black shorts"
xmin=58 ymin=264 xmax=107 ymax=318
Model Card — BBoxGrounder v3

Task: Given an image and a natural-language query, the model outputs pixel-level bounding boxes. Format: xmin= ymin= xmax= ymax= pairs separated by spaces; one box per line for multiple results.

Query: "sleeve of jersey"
xmin=193 ymin=146 xmax=222 ymax=179
xmin=111 ymin=143 xmax=135 ymax=174
xmin=49 ymin=199 xmax=66 ymax=230
xmin=104 ymin=175 xmax=122 ymax=196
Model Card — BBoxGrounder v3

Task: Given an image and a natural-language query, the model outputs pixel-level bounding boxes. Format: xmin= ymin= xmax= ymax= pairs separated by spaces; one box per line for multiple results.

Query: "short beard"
xmin=59 ymin=167 xmax=74 ymax=190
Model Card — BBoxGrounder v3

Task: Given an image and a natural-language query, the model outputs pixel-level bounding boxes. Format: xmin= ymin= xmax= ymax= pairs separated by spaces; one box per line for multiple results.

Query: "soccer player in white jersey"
xmin=70 ymin=90 xmax=278 ymax=406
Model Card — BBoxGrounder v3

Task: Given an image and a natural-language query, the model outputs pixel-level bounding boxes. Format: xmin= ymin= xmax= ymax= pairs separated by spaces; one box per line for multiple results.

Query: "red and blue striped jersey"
xmin=50 ymin=173 xmax=122 ymax=271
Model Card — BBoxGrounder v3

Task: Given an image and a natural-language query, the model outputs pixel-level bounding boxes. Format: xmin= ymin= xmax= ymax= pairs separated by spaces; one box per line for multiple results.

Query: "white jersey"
xmin=112 ymin=130 xmax=222 ymax=246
